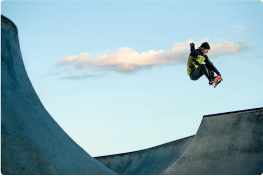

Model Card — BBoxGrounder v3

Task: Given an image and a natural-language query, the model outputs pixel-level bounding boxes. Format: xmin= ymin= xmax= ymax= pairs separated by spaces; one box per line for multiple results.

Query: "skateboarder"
xmin=187 ymin=42 xmax=222 ymax=85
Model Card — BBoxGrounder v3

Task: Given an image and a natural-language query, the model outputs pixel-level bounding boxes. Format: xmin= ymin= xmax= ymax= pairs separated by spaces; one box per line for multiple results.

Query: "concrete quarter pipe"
xmin=95 ymin=108 xmax=263 ymax=175
xmin=1 ymin=15 xmax=116 ymax=175
xmin=161 ymin=108 xmax=263 ymax=175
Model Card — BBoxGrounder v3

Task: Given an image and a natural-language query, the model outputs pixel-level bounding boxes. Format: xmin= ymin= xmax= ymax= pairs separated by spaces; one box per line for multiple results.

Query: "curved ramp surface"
xmin=162 ymin=108 xmax=263 ymax=175
xmin=95 ymin=135 xmax=194 ymax=175
xmin=1 ymin=15 xmax=116 ymax=175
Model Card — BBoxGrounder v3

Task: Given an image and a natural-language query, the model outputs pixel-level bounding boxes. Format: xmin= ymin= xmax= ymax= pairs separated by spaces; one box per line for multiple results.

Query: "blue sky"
xmin=1 ymin=0 xmax=263 ymax=157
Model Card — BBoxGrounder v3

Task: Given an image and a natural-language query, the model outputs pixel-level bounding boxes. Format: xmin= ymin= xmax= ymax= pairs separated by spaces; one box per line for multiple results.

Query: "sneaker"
xmin=209 ymin=80 xmax=214 ymax=86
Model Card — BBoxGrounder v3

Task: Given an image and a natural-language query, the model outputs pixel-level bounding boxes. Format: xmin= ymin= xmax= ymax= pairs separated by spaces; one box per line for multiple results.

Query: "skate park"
xmin=1 ymin=14 xmax=263 ymax=175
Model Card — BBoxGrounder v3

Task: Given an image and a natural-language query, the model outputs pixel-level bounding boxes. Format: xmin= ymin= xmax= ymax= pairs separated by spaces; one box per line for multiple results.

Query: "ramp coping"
xmin=1 ymin=14 xmax=18 ymax=31
xmin=95 ymin=135 xmax=195 ymax=158
xmin=204 ymin=107 xmax=263 ymax=117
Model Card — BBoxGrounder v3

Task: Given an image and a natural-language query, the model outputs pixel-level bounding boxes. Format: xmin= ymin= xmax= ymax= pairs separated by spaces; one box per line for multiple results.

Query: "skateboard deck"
xmin=213 ymin=76 xmax=223 ymax=88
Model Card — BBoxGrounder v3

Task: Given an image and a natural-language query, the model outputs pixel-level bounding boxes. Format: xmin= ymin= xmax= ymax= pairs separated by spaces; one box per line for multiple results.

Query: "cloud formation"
xmin=56 ymin=38 xmax=252 ymax=74
xmin=234 ymin=25 xmax=245 ymax=29
xmin=60 ymin=74 xmax=105 ymax=80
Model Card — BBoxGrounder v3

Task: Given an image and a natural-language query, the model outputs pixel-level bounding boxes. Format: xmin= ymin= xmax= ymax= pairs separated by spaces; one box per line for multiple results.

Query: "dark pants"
xmin=190 ymin=64 xmax=215 ymax=81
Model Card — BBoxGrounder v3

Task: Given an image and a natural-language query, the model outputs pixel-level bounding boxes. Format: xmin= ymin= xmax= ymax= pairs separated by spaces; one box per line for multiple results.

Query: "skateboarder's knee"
xmin=199 ymin=64 xmax=206 ymax=69
xmin=199 ymin=64 xmax=207 ymax=72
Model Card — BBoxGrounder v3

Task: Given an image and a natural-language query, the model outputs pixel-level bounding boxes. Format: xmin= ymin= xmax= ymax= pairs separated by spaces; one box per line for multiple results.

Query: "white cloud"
xmin=234 ymin=25 xmax=245 ymax=29
xmin=56 ymin=38 xmax=252 ymax=74
xmin=60 ymin=74 xmax=105 ymax=80
xmin=208 ymin=41 xmax=251 ymax=58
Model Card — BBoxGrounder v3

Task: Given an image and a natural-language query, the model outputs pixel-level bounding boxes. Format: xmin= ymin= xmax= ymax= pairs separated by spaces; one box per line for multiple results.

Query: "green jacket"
xmin=187 ymin=54 xmax=205 ymax=75
xmin=187 ymin=46 xmax=221 ymax=75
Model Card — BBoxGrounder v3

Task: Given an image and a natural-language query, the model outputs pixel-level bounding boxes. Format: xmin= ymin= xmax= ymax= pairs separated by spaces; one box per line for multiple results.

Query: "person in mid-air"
xmin=187 ymin=42 xmax=221 ymax=85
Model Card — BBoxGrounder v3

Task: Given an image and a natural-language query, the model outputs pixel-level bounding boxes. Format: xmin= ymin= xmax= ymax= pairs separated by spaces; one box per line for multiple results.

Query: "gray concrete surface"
xmin=1 ymin=15 xmax=117 ymax=175
xmin=161 ymin=108 xmax=263 ymax=175
xmin=95 ymin=135 xmax=194 ymax=175
xmin=95 ymin=108 xmax=263 ymax=175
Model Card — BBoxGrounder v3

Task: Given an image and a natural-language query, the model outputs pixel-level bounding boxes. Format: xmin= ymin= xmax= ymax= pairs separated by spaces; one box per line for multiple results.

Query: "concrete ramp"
xmin=96 ymin=108 xmax=263 ymax=175
xmin=95 ymin=135 xmax=194 ymax=175
xmin=162 ymin=108 xmax=263 ymax=175
xmin=1 ymin=15 xmax=116 ymax=175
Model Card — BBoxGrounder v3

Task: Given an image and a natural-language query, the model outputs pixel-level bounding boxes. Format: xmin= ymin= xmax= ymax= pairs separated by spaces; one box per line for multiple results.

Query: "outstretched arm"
xmin=190 ymin=43 xmax=200 ymax=57
xmin=204 ymin=55 xmax=221 ymax=76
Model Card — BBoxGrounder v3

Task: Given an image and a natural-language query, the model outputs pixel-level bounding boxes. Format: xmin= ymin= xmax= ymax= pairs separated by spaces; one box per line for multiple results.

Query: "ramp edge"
xmin=95 ymin=135 xmax=195 ymax=158
xmin=1 ymin=14 xmax=18 ymax=31
xmin=203 ymin=107 xmax=263 ymax=118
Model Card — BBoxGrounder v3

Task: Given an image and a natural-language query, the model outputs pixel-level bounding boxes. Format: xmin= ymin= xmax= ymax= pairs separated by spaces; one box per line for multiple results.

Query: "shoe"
xmin=209 ymin=80 xmax=214 ymax=86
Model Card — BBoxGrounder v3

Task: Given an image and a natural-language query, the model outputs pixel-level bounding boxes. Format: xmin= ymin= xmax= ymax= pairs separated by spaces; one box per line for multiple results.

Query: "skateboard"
xmin=213 ymin=76 xmax=223 ymax=88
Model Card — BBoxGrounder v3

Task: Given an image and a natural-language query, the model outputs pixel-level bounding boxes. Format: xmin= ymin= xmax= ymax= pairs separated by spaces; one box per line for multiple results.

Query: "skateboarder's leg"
xmin=206 ymin=64 xmax=216 ymax=79
xmin=190 ymin=64 xmax=213 ymax=81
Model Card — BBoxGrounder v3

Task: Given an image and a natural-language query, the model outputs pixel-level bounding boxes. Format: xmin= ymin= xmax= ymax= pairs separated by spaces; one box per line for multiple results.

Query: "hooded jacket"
xmin=187 ymin=45 xmax=221 ymax=76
